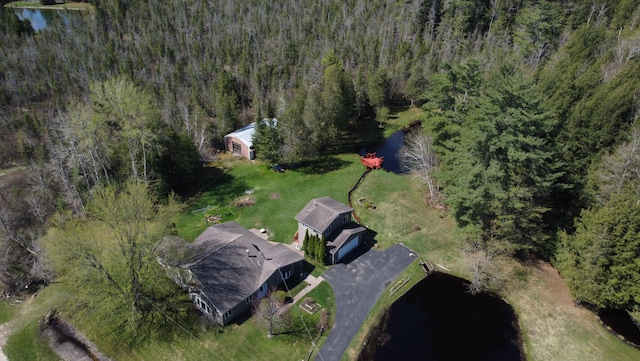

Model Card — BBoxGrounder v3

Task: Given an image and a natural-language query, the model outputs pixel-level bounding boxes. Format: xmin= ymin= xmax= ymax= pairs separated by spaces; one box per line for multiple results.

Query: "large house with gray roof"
xmin=163 ymin=221 xmax=303 ymax=325
xmin=295 ymin=197 xmax=367 ymax=264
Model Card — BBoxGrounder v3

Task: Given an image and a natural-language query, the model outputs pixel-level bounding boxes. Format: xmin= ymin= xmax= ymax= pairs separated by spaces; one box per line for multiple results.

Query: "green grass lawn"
xmin=0 ymin=300 xmax=16 ymax=324
xmin=176 ymin=153 xmax=365 ymax=243
xmin=5 ymin=1 xmax=93 ymax=10
xmin=351 ymin=169 xmax=465 ymax=274
xmin=4 ymin=320 xmax=61 ymax=361
xmin=381 ymin=106 xmax=425 ymax=137
xmin=1 ymin=285 xmax=66 ymax=361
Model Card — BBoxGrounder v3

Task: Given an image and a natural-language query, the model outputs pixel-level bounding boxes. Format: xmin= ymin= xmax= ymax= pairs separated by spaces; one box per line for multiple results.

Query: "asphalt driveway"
xmin=315 ymin=243 xmax=417 ymax=361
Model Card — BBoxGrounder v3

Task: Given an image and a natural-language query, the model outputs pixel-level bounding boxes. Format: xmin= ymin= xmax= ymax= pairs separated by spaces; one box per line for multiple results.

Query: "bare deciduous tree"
xmin=0 ymin=179 xmax=53 ymax=293
xmin=399 ymin=129 xmax=439 ymax=201
xmin=253 ymin=289 xmax=288 ymax=337
xmin=597 ymin=126 xmax=640 ymax=203
xmin=464 ymin=236 xmax=512 ymax=295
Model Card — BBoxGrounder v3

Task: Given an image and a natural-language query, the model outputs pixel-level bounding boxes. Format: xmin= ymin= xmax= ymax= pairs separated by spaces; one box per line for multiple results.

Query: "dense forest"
xmin=1 ymin=0 xmax=640 ymax=339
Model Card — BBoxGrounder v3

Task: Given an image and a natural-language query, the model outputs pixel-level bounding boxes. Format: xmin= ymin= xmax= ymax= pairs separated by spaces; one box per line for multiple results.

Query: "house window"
xmin=223 ymin=310 xmax=233 ymax=319
xmin=196 ymin=297 xmax=210 ymax=314
xmin=344 ymin=214 xmax=349 ymax=223
xmin=245 ymin=294 xmax=254 ymax=304
xmin=283 ymin=270 xmax=291 ymax=280
xmin=232 ymin=142 xmax=242 ymax=154
xmin=258 ymin=283 xmax=266 ymax=294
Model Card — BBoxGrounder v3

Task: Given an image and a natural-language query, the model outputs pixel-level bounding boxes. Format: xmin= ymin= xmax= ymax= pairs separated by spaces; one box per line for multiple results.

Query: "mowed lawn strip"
xmin=2 ymin=285 xmax=66 ymax=361
xmin=5 ymin=2 xmax=93 ymax=10
xmin=0 ymin=300 xmax=16 ymax=325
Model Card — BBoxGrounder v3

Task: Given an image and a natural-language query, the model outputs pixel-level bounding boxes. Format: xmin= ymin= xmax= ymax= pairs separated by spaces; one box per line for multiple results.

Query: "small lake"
xmin=359 ymin=272 xmax=524 ymax=361
xmin=14 ymin=8 xmax=77 ymax=31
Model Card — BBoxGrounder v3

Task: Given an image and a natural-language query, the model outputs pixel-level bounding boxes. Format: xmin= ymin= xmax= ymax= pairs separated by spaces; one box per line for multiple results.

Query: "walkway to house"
xmin=291 ymin=274 xmax=324 ymax=304
xmin=315 ymin=243 xmax=417 ymax=361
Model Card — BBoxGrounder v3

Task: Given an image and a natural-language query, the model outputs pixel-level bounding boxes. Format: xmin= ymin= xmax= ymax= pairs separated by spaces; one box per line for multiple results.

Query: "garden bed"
xmin=300 ymin=298 xmax=321 ymax=315
xmin=358 ymin=197 xmax=376 ymax=210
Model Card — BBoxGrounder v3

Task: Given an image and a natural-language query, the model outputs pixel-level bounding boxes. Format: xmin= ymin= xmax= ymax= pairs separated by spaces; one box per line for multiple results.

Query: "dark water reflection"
xmin=359 ymin=273 xmax=524 ymax=361
xmin=373 ymin=130 xmax=406 ymax=174
xmin=361 ymin=124 xmax=422 ymax=174
xmin=598 ymin=309 xmax=640 ymax=348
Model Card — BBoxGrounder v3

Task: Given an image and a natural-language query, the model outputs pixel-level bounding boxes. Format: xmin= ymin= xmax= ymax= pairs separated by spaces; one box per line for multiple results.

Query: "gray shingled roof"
xmin=179 ymin=222 xmax=303 ymax=315
xmin=328 ymin=223 xmax=367 ymax=255
xmin=295 ymin=197 xmax=353 ymax=233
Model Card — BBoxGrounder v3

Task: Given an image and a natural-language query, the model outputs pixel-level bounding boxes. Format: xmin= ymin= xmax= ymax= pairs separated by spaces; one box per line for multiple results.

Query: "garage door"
xmin=337 ymin=235 xmax=360 ymax=262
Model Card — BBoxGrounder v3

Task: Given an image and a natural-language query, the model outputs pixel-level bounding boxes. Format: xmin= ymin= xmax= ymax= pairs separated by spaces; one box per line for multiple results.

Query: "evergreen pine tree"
xmin=302 ymin=229 xmax=309 ymax=254
xmin=320 ymin=234 xmax=328 ymax=265
xmin=315 ymin=234 xmax=325 ymax=264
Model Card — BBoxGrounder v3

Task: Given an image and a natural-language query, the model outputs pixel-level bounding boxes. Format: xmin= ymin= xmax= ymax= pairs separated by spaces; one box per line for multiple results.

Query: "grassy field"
xmin=383 ymin=106 xmax=426 ymax=137
xmin=1 ymin=285 xmax=66 ymax=361
xmin=0 ymin=300 xmax=16 ymax=325
xmin=3 ymin=321 xmax=61 ymax=361
xmin=176 ymin=152 xmax=365 ymax=242
xmin=5 ymin=1 xmax=93 ymax=10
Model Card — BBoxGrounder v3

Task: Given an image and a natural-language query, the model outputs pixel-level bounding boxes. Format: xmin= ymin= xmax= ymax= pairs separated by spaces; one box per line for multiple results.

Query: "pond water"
xmin=14 ymin=8 xmax=76 ymax=31
xmin=372 ymin=130 xmax=406 ymax=174
xmin=359 ymin=272 xmax=524 ymax=361
xmin=361 ymin=123 xmax=422 ymax=174
xmin=598 ymin=309 xmax=640 ymax=348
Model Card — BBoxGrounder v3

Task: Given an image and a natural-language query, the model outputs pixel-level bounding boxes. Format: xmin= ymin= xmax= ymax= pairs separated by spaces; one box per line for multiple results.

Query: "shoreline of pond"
xmin=358 ymin=272 xmax=526 ymax=361
xmin=4 ymin=2 xmax=92 ymax=11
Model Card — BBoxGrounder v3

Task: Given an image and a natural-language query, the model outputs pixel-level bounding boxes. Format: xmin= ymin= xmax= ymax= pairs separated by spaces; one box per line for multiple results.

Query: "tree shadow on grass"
xmin=177 ymin=165 xmax=225 ymax=200
xmin=294 ymin=156 xmax=351 ymax=175
xmin=185 ymin=170 xmax=250 ymax=210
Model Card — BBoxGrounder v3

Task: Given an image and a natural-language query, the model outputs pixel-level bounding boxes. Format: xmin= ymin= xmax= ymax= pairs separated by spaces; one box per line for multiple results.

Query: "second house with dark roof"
xmin=295 ymin=196 xmax=367 ymax=264
xmin=164 ymin=221 xmax=304 ymax=325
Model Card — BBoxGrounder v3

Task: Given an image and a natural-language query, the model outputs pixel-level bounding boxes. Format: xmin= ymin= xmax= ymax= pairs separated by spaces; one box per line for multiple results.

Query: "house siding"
xmin=225 ymin=136 xmax=252 ymax=159
xmin=330 ymin=230 xmax=366 ymax=264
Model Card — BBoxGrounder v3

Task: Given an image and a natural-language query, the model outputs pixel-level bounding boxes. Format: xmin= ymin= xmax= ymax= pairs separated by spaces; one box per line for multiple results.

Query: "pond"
xmin=361 ymin=123 xmax=422 ymax=174
xmin=598 ymin=309 xmax=640 ymax=348
xmin=359 ymin=272 xmax=524 ymax=361
xmin=14 ymin=8 xmax=78 ymax=31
